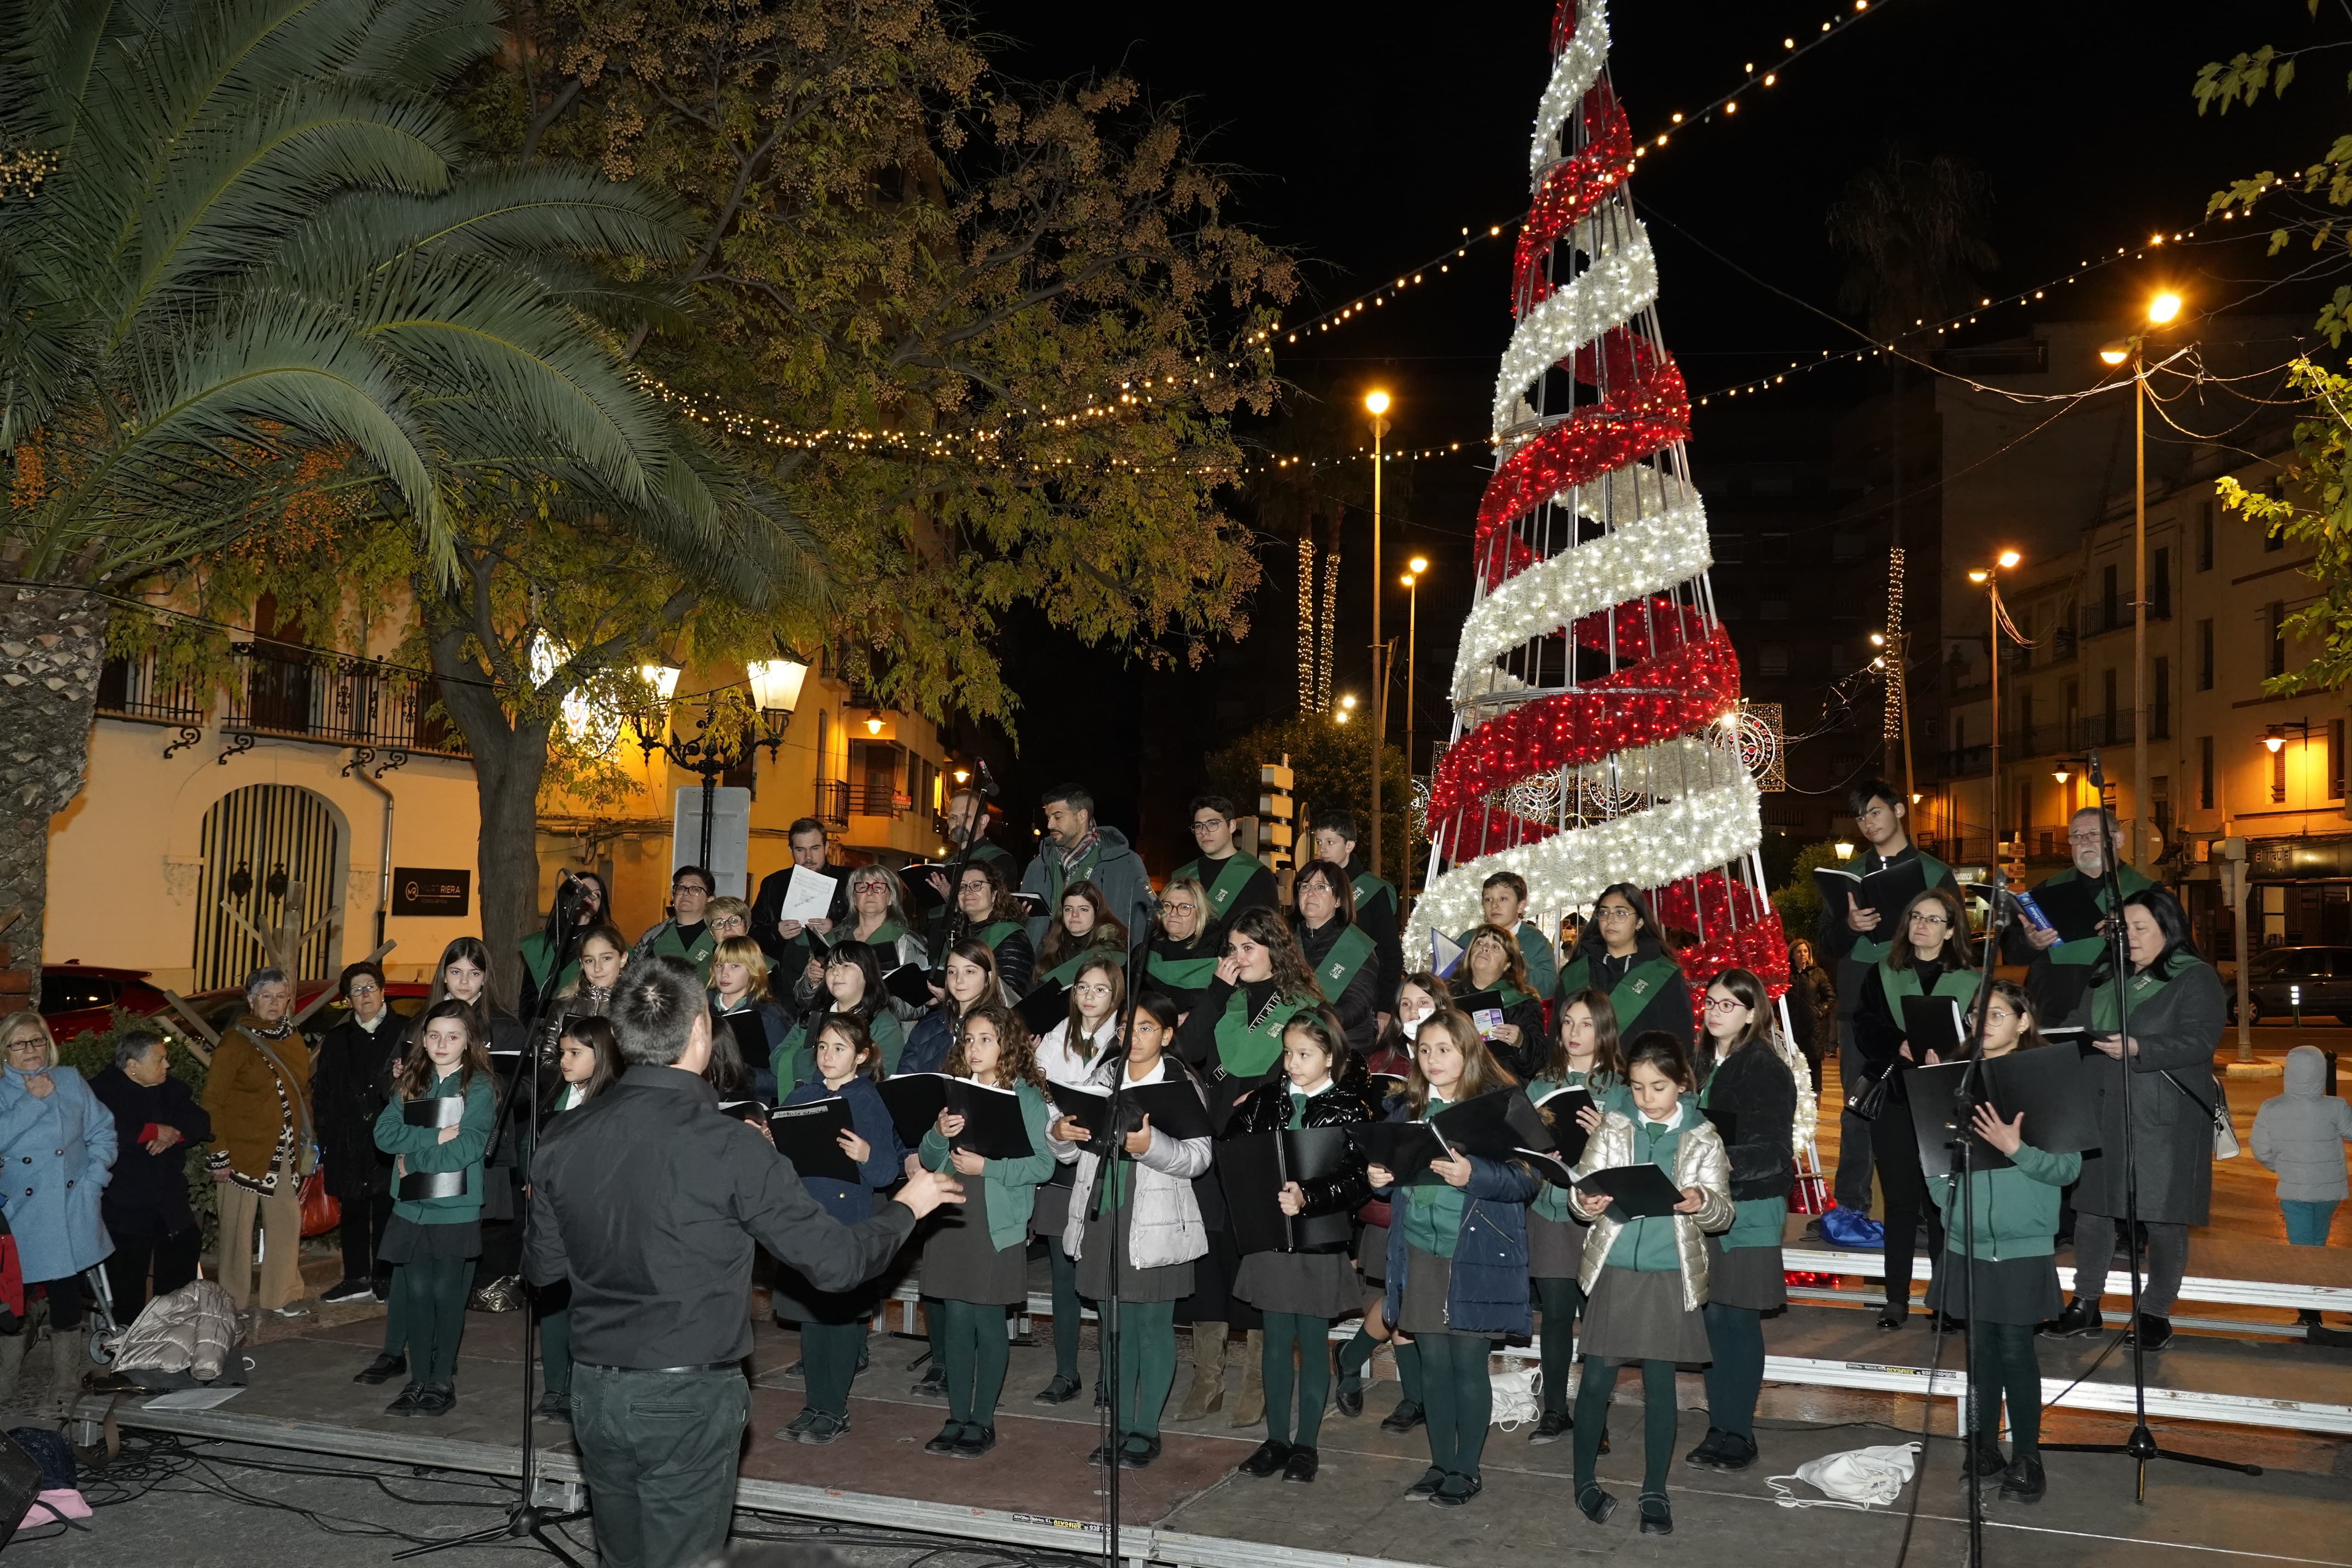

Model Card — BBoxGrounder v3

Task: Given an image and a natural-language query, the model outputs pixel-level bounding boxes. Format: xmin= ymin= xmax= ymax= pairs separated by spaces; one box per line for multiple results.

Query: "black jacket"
xmin=1346 ymin=864 xmax=1404 ymax=1015
xmin=752 ymin=860 xmax=854 ymax=972
xmin=1296 ymin=916 xmax=1380 ymax=1059
xmin=1223 ymin=1077 xmax=1380 ymax=1236
xmin=1700 ymin=1038 xmax=1797 ymax=1202
xmin=311 ymin=1009 xmax=402 ymax=1197
xmin=88 ymin=1067 xmax=210 ymax=1236
xmin=1556 ymin=929 xmax=1694 ymax=1055
xmin=526 ymin=1067 xmax=916 ymax=1367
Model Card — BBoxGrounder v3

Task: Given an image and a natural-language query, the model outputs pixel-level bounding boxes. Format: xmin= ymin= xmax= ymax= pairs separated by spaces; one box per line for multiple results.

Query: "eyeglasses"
xmin=1702 ymin=997 xmax=1749 ymax=1013
xmin=1073 ymin=982 xmax=1114 ymax=998
xmin=6 ymin=1036 xmax=47 ymax=1053
xmin=673 ymin=883 xmax=709 ymax=897
xmin=1189 ymin=819 xmax=1225 ymax=833
xmin=347 ymin=981 xmax=382 ymax=996
xmin=1908 ymin=912 xmax=1951 ymax=927
xmin=1594 ymin=905 xmax=1636 ymax=920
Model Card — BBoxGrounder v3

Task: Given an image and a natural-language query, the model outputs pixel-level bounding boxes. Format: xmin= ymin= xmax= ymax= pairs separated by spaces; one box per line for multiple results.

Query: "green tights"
xmin=1702 ymin=1302 xmax=1764 ymax=1438
xmin=1336 ymin=1321 xmax=1424 ymax=1407
xmin=1415 ymin=1330 xmax=1493 ymax=1479
xmin=1096 ymin=1300 xmax=1178 ymax=1438
xmin=1534 ymin=1276 xmax=1585 ymax=1415
xmin=1046 ymin=1236 xmax=1082 ymax=1383
xmin=1969 ymin=1321 xmax=2043 ymax=1455
xmin=802 ymin=1319 xmax=867 ymax=1418
xmin=1575 ymin=1356 xmax=1677 ymax=1493
xmin=938 ymin=1300 xmax=1010 ymax=1427
xmin=386 ymin=1257 xmax=470 ymax=1387
xmin=1261 ymin=1312 xmax=1332 ymax=1447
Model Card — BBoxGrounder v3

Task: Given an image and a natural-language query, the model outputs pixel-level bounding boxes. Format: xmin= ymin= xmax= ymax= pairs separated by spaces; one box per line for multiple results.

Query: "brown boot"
xmin=48 ymin=1328 xmax=85 ymax=1419
xmin=1231 ymin=1329 xmax=1266 ymax=1427
xmin=1175 ymin=1321 xmax=1228 ymax=1420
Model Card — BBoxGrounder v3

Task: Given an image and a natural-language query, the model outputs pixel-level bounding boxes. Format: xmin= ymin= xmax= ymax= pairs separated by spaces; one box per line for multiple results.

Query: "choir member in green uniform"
xmin=1554 ymin=883 xmax=1693 ymax=1055
xmin=1311 ymin=812 xmax=1402 ymax=1023
xmin=1522 ymin=987 xmax=1628 ymax=1442
xmin=1459 ymin=871 xmax=1555 ymax=1000
xmin=1033 ymin=881 xmax=1132 ymax=994
xmin=631 ymin=865 xmax=720 ymax=981
xmin=1171 ymin=794 xmax=1281 ymax=941
xmin=1144 ymin=875 xmax=1218 ymax=1016
xmin=2004 ymin=805 xmax=2151 ymax=1023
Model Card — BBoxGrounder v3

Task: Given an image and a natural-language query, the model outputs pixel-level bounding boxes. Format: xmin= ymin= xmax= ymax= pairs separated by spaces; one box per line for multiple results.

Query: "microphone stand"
xmin=2038 ymin=751 xmax=2256 ymax=1500
xmin=1095 ymin=936 xmax=1153 ymax=1568
xmin=1949 ymin=885 xmax=2010 ymax=1568
xmin=401 ymin=881 xmax=594 ymax=1564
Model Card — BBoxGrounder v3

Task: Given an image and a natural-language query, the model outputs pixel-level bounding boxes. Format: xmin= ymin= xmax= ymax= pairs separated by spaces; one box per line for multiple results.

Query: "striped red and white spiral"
xmin=1407 ymin=0 xmax=1790 ymax=1029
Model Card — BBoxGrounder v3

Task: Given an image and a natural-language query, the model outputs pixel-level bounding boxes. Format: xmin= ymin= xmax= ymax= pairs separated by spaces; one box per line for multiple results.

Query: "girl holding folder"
xmin=1688 ymin=968 xmax=1798 ymax=1473
xmin=1046 ymin=992 xmax=1213 ymax=1469
xmin=1032 ymin=880 xmax=1131 ymax=994
xmin=775 ymin=1016 xmax=906 ymax=1446
xmin=1029 ymin=958 xmax=1127 ymax=1407
xmin=1567 ymin=1030 xmax=1734 ymax=1536
xmin=1364 ymin=1010 xmax=1538 ymax=1509
xmin=367 ymin=1000 xmax=497 ymax=1417
xmin=1225 ymin=1009 xmax=1380 ymax=1483
xmin=1521 ymin=988 xmax=1627 ymax=1444
xmin=919 ymin=1004 xmax=1056 ymax=1459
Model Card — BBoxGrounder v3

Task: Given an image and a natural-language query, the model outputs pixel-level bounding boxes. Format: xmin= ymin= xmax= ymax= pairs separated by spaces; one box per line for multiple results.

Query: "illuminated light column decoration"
xmin=1408 ymin=1 xmax=1800 ymax=1135
xmin=1298 ymin=536 xmax=1318 ymax=713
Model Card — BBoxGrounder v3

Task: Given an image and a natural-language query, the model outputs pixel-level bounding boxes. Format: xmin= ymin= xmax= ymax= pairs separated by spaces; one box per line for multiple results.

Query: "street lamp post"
xmin=1399 ymin=555 xmax=1427 ymax=910
xmin=2100 ymin=290 xmax=2182 ymax=872
xmin=631 ymin=657 xmax=808 ymax=881
xmin=1968 ymin=549 xmax=2022 ymax=869
xmin=1365 ymin=390 xmax=1393 ymax=880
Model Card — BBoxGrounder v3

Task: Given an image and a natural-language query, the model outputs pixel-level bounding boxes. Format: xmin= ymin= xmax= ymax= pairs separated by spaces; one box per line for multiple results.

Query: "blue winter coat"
xmin=900 ymin=1008 xmax=958 ymax=1077
xmin=0 ymin=1064 xmax=118 ymax=1282
xmin=778 ymin=1076 xmax=905 ymax=1227
xmin=1375 ymin=1098 xmax=1538 ymax=1336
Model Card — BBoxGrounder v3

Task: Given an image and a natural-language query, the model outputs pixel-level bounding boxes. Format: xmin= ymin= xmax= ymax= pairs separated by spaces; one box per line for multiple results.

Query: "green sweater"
xmin=1606 ymin=1104 xmax=1695 ymax=1274
xmin=1400 ymin=1096 xmax=1467 ymax=1255
xmin=373 ymin=1070 xmax=496 ymax=1225
xmin=920 ymin=1080 xmax=1056 ymax=1252
xmin=1526 ymin=1070 xmax=1629 ymax=1223
xmin=773 ymin=1008 xmax=907 ymax=1092
xmin=1929 ymin=1139 xmax=2082 ymax=1262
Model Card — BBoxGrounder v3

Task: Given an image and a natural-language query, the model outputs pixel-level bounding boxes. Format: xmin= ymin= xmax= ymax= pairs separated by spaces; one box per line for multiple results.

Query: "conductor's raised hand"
xmin=1122 ymin=1114 xmax=1154 ymax=1157
xmin=1430 ymin=1151 xmax=1475 ymax=1189
xmin=894 ymin=1166 xmax=964 ymax=1217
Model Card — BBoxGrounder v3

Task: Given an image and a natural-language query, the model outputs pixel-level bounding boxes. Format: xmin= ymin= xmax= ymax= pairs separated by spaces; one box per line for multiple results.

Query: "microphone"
xmin=975 ymin=759 xmax=1001 ymax=799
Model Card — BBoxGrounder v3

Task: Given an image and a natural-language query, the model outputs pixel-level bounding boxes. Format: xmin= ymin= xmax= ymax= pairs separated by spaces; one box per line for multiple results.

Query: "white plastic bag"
xmin=1766 ymin=1442 xmax=1921 ymax=1510
xmin=1488 ymin=1366 xmax=1540 ymax=1430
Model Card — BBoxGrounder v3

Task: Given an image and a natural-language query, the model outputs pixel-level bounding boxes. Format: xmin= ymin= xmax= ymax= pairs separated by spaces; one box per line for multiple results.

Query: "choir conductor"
xmin=527 ymin=957 xmax=961 ymax=1568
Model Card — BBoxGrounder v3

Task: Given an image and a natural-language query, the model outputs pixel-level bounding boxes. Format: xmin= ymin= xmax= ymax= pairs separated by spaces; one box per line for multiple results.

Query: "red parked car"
xmin=40 ymin=962 xmax=430 ymax=1043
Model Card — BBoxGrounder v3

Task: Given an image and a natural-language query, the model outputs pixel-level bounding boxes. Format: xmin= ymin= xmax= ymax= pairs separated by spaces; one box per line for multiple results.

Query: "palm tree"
xmin=0 ymin=0 xmax=775 ymax=966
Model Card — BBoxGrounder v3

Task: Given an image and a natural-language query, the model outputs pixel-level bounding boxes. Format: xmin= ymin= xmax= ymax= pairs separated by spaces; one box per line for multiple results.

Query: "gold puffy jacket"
xmin=1570 ymin=1109 xmax=1736 ymax=1312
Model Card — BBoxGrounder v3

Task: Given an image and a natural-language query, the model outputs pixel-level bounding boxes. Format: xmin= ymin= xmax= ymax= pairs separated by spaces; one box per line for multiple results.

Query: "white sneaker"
xmin=265 ymin=1303 xmax=312 ymax=1319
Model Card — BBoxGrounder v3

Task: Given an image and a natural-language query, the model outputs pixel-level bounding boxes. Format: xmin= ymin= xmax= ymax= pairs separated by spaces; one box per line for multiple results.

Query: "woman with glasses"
xmin=1554 ymin=883 xmax=1693 ymax=1059
xmin=1144 ymin=875 xmax=1216 ymax=1018
xmin=519 ymin=871 xmax=610 ymax=1019
xmin=1853 ymin=884 xmax=1979 ymax=1328
xmin=1289 ymin=860 xmax=1381 ymax=1059
xmin=314 ymin=962 xmax=403 ymax=1304
xmin=826 ymin=865 xmax=928 ymax=1023
xmin=936 ymin=858 xmax=1035 ymax=997
xmin=0 ymin=1009 xmax=116 ymax=1411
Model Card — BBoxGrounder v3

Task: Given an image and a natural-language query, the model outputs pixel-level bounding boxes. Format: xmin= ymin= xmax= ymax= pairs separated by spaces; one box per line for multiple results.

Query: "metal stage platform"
xmin=75 ymin=1303 xmax=2352 ymax=1568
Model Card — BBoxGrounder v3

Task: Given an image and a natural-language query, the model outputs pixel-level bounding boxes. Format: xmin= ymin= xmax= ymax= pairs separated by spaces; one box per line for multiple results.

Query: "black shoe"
xmin=1683 ymin=1426 xmax=1731 ymax=1468
xmin=1712 ymin=1431 xmax=1758 ymax=1471
xmin=780 ymin=1409 xmax=820 ymax=1441
xmin=1093 ymin=1381 xmax=1110 ymax=1411
xmin=1576 ymin=1482 xmax=1617 ymax=1524
xmin=2298 ymin=1308 xmax=2324 ymax=1327
xmin=1528 ymin=1409 xmax=1572 ymax=1446
xmin=1404 ymin=1465 xmax=1445 ymax=1500
xmin=778 ymin=1359 xmax=806 ymax=1388
xmin=414 ymin=1384 xmax=456 ymax=1418
xmin=798 ymin=1410 xmax=849 ymax=1446
xmin=1238 ymin=1438 xmax=1291 ymax=1477
xmin=1088 ymin=1441 xmax=1118 ymax=1467
xmin=1960 ymin=1439 xmax=2007 ymax=1483
xmin=1430 ymin=1472 xmax=1482 ymax=1507
xmin=1282 ymin=1446 xmax=1319 ymax=1483
xmin=1032 ymin=1374 xmax=1082 ymax=1406
xmin=1638 ymin=1491 xmax=1673 ymax=1535
xmin=385 ymin=1382 xmax=424 ymax=1416
xmin=1998 ymin=1455 xmax=2047 ymax=1504
xmin=2040 ymin=1298 xmax=2103 ymax=1340
xmin=924 ymin=1421 xmax=967 ymax=1456
xmin=2126 ymin=1313 xmax=2174 ymax=1351
xmin=1119 ymin=1434 xmax=1163 ymax=1471
xmin=1934 ymin=1312 xmax=1969 ymax=1334
xmin=1380 ymin=1399 xmax=1425 ymax=1434
xmin=1876 ymin=1307 xmax=1908 ymax=1330
xmin=321 ymin=1279 xmax=376 ymax=1305
xmin=1334 ymin=1376 xmax=1363 ymax=1418
xmin=354 ymin=1354 xmax=407 ymax=1386
xmin=535 ymin=1389 xmax=571 ymax=1421
xmin=951 ymin=1424 xmax=997 ymax=1459
xmin=912 ymin=1364 xmax=948 ymax=1399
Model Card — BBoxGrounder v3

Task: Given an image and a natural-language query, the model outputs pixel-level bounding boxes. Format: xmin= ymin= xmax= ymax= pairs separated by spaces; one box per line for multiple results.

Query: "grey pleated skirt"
xmin=1235 ymin=1250 xmax=1364 ymax=1319
xmin=1396 ymin=1245 xmax=1456 ymax=1336
xmin=378 ymin=1215 xmax=480 ymax=1263
xmin=1578 ymin=1265 xmax=1712 ymax=1364
xmin=1704 ymin=1236 xmax=1788 ymax=1312
xmin=919 ymin=1179 xmax=1030 ymax=1305
xmin=1032 ymin=1178 xmax=1074 ymax=1244
xmin=1527 ymin=1212 xmax=1583 ymax=1280
xmin=1925 ymin=1251 xmax=2063 ymax=1327
xmin=1355 ymin=1220 xmax=1389 ymax=1285
xmin=1074 ymin=1192 xmax=1194 ymax=1304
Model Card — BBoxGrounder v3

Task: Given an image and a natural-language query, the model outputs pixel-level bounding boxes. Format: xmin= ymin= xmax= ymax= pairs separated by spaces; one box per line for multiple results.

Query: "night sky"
xmin=967 ymin=0 xmax=2334 ymax=868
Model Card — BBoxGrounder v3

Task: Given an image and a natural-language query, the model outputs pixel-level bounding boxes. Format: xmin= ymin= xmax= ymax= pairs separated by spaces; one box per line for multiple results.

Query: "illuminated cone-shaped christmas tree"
xmin=1409 ymin=1 xmax=1801 ymax=1112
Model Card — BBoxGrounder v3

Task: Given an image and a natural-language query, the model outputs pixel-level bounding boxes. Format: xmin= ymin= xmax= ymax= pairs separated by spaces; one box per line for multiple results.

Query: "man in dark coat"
xmin=312 ymin=961 xmax=404 ymax=1303
xmin=89 ymin=1030 xmax=211 ymax=1319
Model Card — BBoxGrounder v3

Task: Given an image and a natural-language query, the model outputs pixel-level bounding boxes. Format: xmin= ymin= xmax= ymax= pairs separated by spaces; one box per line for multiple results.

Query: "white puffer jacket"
xmin=1051 ymin=1056 xmax=1211 ymax=1270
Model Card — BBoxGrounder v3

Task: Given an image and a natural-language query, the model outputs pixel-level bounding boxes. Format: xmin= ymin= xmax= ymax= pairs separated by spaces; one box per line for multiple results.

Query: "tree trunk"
xmin=0 ymin=586 xmax=108 ymax=995
xmin=425 ymin=619 xmax=554 ymax=1013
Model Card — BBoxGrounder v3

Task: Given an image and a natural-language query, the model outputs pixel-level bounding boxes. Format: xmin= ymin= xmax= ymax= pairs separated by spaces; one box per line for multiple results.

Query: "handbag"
xmin=1843 ymin=1064 xmax=1891 ymax=1122
xmin=1768 ymin=1442 xmax=1920 ymax=1510
xmin=2161 ymin=1071 xmax=2237 ymax=1159
xmin=298 ymin=1163 xmax=341 ymax=1238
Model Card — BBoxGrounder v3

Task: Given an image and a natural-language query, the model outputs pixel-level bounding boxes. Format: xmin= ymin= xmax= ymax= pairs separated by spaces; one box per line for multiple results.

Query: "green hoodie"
xmin=1928 ymin=1138 xmax=2081 ymax=1262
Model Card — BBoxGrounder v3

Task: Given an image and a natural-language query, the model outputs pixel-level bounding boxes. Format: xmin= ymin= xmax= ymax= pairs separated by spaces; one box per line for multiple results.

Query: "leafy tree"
xmin=1205 ymin=713 xmax=1415 ymax=888
xmin=2194 ymin=11 xmax=2352 ymax=697
xmin=1769 ymin=839 xmax=1850 ymax=939
xmin=0 ymin=0 xmax=731 ymax=969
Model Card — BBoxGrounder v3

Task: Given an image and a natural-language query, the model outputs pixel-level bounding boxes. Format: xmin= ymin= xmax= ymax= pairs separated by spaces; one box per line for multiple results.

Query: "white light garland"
xmin=1450 ymin=488 xmax=1711 ymax=702
xmin=1529 ymin=0 xmax=1612 ymax=179
xmin=1407 ymin=771 xmax=1763 ymax=957
xmin=1490 ymin=209 xmax=1658 ymax=436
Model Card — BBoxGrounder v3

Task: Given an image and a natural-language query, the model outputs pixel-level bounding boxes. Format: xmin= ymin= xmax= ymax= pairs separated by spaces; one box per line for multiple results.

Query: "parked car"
xmin=39 ymin=962 xmax=172 ymax=1041
xmin=2234 ymin=946 xmax=2352 ymax=1025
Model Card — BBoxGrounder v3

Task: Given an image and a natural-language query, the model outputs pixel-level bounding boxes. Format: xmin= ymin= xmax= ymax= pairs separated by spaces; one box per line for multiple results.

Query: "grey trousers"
xmin=1833 ymin=1021 xmax=1877 ymax=1212
xmin=2071 ymin=1213 xmax=2190 ymax=1317
xmin=572 ymin=1364 xmax=749 ymax=1568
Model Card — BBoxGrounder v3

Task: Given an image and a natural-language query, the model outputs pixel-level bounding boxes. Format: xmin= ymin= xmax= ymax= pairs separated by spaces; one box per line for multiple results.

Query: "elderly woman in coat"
xmin=89 ymin=1028 xmax=210 ymax=1320
xmin=2043 ymin=889 xmax=2226 ymax=1351
xmin=0 ymin=1008 xmax=118 ymax=1411
xmin=199 ymin=968 xmax=314 ymax=1319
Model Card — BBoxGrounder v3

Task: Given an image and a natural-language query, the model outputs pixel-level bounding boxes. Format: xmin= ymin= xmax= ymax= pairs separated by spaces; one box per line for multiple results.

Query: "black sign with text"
xmin=392 ymin=867 xmax=470 ymax=917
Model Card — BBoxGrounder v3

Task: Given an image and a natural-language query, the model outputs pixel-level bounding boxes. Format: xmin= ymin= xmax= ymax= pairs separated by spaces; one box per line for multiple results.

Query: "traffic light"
xmin=1259 ymin=757 xmax=1295 ymax=889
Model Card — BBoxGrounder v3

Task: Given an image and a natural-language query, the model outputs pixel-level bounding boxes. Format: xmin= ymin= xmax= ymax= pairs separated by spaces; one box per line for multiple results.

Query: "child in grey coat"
xmin=2251 ymin=1044 xmax=2352 ymax=1340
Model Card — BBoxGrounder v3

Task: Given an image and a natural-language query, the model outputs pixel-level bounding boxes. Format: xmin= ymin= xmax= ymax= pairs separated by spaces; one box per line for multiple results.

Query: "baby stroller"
xmin=78 ymin=1265 xmax=126 ymax=1367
